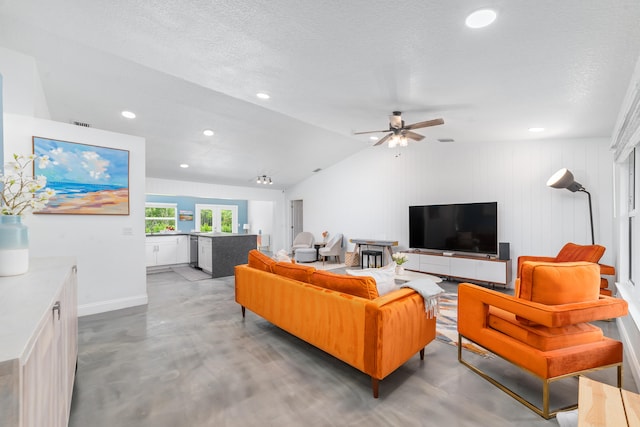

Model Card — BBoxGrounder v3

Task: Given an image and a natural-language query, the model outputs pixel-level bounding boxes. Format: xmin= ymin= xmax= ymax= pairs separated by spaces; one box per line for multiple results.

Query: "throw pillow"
xmin=310 ymin=270 xmax=378 ymax=299
xmin=346 ymin=262 xmax=397 ymax=296
xmin=247 ymin=249 xmax=275 ymax=273
xmin=517 ymin=261 xmax=600 ymax=304
xmin=516 ymin=261 xmax=600 ymax=325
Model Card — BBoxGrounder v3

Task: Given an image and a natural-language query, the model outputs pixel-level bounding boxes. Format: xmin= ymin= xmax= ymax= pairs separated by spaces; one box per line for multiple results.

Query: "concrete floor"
xmin=69 ymin=270 xmax=635 ymax=427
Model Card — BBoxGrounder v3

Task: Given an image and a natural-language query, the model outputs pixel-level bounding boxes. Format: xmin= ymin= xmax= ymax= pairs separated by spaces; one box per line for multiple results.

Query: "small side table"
xmin=314 ymin=243 xmax=326 ymax=261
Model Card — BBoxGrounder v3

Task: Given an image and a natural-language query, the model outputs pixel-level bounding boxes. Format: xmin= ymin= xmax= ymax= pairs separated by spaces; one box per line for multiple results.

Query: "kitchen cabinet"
xmin=0 ymin=257 xmax=78 ymax=427
xmin=145 ymin=235 xmax=189 ymax=267
xmin=176 ymin=235 xmax=189 ymax=264
xmin=198 ymin=236 xmax=213 ymax=273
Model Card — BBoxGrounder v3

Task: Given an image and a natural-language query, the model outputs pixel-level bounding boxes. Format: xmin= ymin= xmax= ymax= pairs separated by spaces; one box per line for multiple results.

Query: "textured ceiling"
xmin=1 ymin=1 xmax=640 ymax=189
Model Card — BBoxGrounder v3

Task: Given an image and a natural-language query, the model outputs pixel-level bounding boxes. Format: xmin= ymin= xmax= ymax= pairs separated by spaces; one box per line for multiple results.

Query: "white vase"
xmin=396 ymin=265 xmax=405 ymax=275
xmin=0 ymin=215 xmax=29 ymax=276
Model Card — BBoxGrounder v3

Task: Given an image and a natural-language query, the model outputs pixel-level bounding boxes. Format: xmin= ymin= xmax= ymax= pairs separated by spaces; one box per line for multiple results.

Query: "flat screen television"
xmin=409 ymin=202 xmax=498 ymax=255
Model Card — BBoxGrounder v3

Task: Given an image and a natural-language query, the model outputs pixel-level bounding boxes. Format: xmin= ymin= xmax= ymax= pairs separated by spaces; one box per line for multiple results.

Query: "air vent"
xmin=437 ymin=138 xmax=455 ymax=143
xmin=71 ymin=120 xmax=91 ymax=128
xmin=313 ymin=168 xmax=322 ymax=173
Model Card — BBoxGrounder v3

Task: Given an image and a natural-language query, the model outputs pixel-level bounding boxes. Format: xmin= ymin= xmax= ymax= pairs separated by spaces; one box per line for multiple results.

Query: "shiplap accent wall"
xmin=286 ymin=137 xmax=614 ymax=285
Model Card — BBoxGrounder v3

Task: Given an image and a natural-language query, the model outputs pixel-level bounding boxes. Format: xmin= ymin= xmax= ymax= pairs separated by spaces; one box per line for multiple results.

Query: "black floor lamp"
xmin=547 ymin=168 xmax=595 ymax=244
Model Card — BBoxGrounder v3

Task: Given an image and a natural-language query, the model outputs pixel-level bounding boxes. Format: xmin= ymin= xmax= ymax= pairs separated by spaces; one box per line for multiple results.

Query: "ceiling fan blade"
xmin=374 ymin=133 xmax=393 ymax=146
xmin=354 ymin=129 xmax=390 ymax=135
xmin=404 ymin=131 xmax=425 ymax=141
xmin=404 ymin=118 xmax=444 ymax=130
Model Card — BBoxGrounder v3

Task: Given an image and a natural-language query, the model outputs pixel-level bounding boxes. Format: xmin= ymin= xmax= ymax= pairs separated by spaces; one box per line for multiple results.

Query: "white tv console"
xmin=405 ymin=250 xmax=512 ymax=287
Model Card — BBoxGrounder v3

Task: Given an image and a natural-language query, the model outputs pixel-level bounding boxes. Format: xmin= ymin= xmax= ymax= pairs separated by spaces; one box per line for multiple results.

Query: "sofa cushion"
xmin=248 ymin=249 xmax=276 ymax=273
xmin=346 ymin=262 xmax=396 ymax=296
xmin=555 ymin=242 xmax=605 ymax=263
xmin=273 ymin=261 xmax=315 ymax=283
xmin=516 ymin=261 xmax=601 ymax=305
xmin=488 ymin=306 xmax=603 ymax=351
xmin=310 ymin=270 xmax=379 ymax=299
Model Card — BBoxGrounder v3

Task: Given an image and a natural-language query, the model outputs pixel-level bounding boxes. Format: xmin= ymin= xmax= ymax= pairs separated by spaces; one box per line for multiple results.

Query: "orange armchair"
xmin=458 ymin=261 xmax=628 ymax=419
xmin=517 ymin=242 xmax=615 ymax=296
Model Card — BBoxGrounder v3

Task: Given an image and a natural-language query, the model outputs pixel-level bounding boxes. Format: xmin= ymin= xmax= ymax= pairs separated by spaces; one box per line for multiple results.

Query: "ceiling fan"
xmin=354 ymin=111 xmax=444 ymax=147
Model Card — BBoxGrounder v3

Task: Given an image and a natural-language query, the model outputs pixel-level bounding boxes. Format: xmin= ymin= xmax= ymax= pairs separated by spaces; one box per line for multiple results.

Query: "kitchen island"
xmin=195 ymin=232 xmax=257 ymax=278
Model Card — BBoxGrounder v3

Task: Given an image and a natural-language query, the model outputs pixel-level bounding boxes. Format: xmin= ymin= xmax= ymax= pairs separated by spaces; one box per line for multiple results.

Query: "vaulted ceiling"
xmin=1 ymin=1 xmax=640 ymax=189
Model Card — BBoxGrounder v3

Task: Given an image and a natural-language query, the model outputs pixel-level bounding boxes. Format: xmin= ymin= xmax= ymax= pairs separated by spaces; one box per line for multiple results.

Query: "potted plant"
xmin=392 ymin=252 xmax=408 ymax=275
xmin=0 ymin=154 xmax=55 ymax=276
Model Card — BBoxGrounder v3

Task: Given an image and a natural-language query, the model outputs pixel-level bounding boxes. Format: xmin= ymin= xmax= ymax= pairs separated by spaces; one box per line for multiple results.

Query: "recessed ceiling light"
xmin=256 ymin=92 xmax=270 ymax=100
xmin=179 ymin=164 xmax=189 ymax=168
xmin=370 ymin=136 xmax=379 ymax=141
xmin=203 ymin=129 xmax=214 ymax=136
xmin=528 ymin=127 xmax=545 ymax=132
xmin=465 ymin=9 xmax=497 ymax=29
xmin=121 ymin=110 xmax=136 ymax=119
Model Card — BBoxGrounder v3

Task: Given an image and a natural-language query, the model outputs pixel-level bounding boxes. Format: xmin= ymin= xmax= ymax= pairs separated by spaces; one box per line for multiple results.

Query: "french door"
xmin=195 ymin=204 xmax=238 ymax=233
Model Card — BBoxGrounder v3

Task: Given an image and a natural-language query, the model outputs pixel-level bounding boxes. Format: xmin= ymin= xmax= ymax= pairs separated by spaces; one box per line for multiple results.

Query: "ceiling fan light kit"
xmin=256 ymin=175 xmax=273 ymax=185
xmin=354 ymin=111 xmax=445 ymax=148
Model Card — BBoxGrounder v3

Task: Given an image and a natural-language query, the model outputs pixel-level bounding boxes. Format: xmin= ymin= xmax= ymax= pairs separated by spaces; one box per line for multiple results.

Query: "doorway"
xmin=195 ymin=204 xmax=238 ymax=233
xmin=291 ymin=199 xmax=303 ymax=247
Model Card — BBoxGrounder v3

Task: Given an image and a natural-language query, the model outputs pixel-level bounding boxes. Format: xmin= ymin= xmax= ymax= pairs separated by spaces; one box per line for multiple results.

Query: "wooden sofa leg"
xmin=371 ymin=378 xmax=379 ymax=398
xmin=420 ymin=348 xmax=425 ymax=360
xmin=241 ymin=306 xmax=245 ymax=318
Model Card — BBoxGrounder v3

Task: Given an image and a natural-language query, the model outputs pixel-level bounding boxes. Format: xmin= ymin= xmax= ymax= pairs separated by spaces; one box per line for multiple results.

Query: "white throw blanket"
xmin=400 ymin=278 xmax=445 ymax=318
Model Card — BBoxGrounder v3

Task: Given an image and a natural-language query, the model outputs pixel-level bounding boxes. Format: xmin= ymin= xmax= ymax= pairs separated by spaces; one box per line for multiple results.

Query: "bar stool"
xmin=361 ymin=249 xmax=383 ymax=268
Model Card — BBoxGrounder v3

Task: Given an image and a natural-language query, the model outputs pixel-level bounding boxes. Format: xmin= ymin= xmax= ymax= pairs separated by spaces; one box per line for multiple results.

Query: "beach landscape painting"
xmin=32 ymin=136 xmax=130 ymax=215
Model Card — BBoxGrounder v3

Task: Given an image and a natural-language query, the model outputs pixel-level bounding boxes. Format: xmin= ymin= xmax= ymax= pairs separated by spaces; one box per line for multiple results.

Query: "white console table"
xmin=405 ymin=251 xmax=512 ymax=287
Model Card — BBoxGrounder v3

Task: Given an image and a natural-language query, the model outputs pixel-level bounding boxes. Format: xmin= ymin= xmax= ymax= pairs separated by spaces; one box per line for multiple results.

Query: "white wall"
xmin=248 ymin=200 xmax=275 ymax=246
xmin=146 ymin=177 xmax=286 ymax=251
xmin=0 ymin=46 xmax=50 ymax=118
xmin=286 ymin=137 xmax=614 ymax=285
xmin=2 ymin=46 xmax=147 ymax=316
xmin=4 ymin=114 xmax=147 ymax=316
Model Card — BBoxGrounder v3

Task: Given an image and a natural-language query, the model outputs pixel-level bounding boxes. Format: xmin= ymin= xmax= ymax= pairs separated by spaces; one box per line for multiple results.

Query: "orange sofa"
xmin=458 ymin=261 xmax=628 ymax=418
xmin=235 ymin=250 xmax=436 ymax=398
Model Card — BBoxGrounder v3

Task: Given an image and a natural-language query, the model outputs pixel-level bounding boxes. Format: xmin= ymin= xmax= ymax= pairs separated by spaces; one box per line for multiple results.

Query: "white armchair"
xmin=291 ymin=231 xmax=314 ymax=252
xmin=319 ymin=233 xmax=343 ymax=265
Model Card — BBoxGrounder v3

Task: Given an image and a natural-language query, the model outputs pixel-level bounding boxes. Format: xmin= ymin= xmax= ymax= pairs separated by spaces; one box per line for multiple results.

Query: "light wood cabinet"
xmin=0 ymin=257 xmax=77 ymax=427
xmin=406 ymin=251 xmax=511 ymax=286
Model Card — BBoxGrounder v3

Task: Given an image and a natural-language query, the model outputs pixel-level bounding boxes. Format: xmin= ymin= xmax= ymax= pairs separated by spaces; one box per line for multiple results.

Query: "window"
xmin=145 ymin=203 xmax=177 ymax=233
xmin=630 ymin=148 xmax=638 ymax=286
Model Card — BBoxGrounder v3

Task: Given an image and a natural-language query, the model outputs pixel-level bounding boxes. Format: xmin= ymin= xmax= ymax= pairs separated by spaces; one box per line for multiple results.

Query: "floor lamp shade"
xmin=546 ymin=168 xmax=584 ymax=192
xmin=546 ymin=168 xmax=594 ymax=244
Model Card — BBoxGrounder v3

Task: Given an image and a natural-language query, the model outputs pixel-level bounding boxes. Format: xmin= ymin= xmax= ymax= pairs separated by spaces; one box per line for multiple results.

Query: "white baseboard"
xmin=617 ymin=316 xmax=640 ymax=390
xmin=78 ymin=294 xmax=148 ymax=317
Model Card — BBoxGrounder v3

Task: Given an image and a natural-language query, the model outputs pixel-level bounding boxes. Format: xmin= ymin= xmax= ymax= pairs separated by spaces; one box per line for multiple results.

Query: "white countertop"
xmin=0 ymin=257 xmax=76 ymax=363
